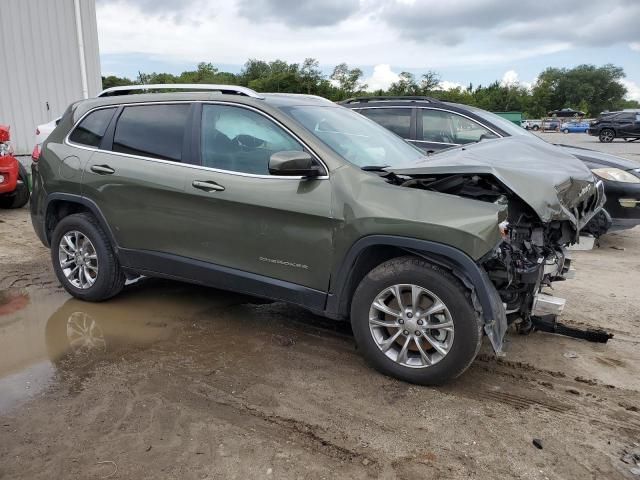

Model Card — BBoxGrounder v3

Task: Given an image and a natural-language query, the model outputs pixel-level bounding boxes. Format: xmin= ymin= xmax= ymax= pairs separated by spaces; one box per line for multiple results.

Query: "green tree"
xmin=300 ymin=58 xmax=323 ymax=94
xmin=388 ymin=72 xmax=420 ymax=96
xmin=330 ymin=63 xmax=367 ymax=99
xmin=101 ymin=75 xmax=133 ymax=89
xmin=420 ymin=71 xmax=441 ymax=94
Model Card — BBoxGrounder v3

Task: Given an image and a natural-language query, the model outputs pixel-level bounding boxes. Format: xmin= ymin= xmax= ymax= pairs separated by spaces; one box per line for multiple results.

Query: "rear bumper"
xmin=0 ymin=155 xmax=19 ymax=194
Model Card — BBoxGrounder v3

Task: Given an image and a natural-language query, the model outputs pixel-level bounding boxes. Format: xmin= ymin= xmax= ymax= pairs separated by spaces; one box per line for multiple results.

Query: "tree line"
xmin=103 ymin=60 xmax=639 ymax=118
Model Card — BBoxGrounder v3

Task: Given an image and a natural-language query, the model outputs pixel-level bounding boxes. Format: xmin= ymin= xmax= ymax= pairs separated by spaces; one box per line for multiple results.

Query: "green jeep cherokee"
xmin=31 ymin=85 xmax=605 ymax=385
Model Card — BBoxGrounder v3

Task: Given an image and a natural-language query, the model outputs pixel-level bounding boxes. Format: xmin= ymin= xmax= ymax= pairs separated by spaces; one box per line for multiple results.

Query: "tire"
xmin=51 ymin=213 xmax=125 ymax=302
xmin=532 ymin=125 xmax=540 ymax=131
xmin=350 ymin=256 xmax=482 ymax=385
xmin=582 ymin=209 xmax=612 ymax=238
xmin=0 ymin=164 xmax=30 ymax=209
xmin=599 ymin=128 xmax=615 ymax=143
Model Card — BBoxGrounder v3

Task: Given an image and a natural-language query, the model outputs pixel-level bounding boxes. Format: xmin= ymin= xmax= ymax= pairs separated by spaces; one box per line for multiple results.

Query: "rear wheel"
xmin=51 ymin=213 xmax=125 ymax=301
xmin=599 ymin=129 xmax=615 ymax=143
xmin=350 ymin=256 xmax=482 ymax=385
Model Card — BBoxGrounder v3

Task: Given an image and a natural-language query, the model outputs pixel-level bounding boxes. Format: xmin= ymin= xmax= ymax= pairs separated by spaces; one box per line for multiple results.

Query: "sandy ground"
xmin=1 ymin=134 xmax=640 ymax=479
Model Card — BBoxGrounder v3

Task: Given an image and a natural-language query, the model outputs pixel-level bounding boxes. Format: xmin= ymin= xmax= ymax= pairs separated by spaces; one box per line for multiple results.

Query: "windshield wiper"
xmin=360 ymin=165 xmax=390 ymax=171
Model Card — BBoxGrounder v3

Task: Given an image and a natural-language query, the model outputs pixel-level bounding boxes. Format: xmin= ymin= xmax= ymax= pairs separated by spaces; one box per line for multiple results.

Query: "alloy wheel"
xmin=368 ymin=284 xmax=454 ymax=368
xmin=58 ymin=231 xmax=99 ymax=289
xmin=600 ymin=130 xmax=614 ymax=143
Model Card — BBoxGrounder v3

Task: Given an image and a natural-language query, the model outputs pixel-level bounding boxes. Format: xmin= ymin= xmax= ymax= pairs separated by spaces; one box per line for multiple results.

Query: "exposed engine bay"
xmin=381 ymin=170 xmax=609 ymax=338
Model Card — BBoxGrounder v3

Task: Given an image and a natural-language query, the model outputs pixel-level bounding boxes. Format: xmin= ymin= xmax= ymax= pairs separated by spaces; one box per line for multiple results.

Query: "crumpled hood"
xmin=390 ymin=136 xmax=603 ymax=225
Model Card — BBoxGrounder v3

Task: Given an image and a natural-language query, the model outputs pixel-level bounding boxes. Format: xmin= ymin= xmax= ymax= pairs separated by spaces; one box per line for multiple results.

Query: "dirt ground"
xmin=1 ymin=134 xmax=640 ymax=479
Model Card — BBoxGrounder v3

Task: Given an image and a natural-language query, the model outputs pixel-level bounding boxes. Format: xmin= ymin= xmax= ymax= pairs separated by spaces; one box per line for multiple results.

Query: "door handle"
xmin=90 ymin=165 xmax=115 ymax=175
xmin=192 ymin=180 xmax=225 ymax=192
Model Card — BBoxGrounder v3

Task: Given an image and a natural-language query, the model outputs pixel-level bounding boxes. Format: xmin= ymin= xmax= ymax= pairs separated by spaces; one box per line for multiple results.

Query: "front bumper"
xmin=599 ymin=177 xmax=640 ymax=221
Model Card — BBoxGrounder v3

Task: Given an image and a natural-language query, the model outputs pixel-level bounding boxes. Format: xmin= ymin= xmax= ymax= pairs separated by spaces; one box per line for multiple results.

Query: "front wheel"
xmin=563 ymin=128 xmax=569 ymax=134
xmin=51 ymin=213 xmax=125 ymax=301
xmin=350 ymin=256 xmax=482 ymax=385
xmin=599 ymin=129 xmax=615 ymax=143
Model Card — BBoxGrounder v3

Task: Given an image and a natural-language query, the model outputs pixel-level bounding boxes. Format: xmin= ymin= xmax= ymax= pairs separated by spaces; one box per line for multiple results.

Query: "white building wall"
xmin=0 ymin=0 xmax=101 ymax=154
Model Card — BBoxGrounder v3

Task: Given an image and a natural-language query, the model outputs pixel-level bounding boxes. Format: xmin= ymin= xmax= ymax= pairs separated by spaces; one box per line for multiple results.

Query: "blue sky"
xmin=96 ymin=0 xmax=640 ymax=99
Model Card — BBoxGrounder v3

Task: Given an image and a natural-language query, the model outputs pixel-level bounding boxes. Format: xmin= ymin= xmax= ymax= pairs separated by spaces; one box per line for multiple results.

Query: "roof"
xmin=340 ymin=96 xmax=441 ymax=105
xmin=71 ymin=89 xmax=336 ymax=120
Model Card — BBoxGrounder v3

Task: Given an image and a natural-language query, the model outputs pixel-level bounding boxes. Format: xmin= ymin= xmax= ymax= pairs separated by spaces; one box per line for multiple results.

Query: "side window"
xmin=68 ymin=108 xmax=116 ymax=147
xmin=356 ymin=108 xmax=411 ymax=138
xmin=112 ymin=104 xmax=190 ymax=161
xmin=421 ymin=110 xmax=497 ymax=144
xmin=201 ymin=104 xmax=304 ymax=175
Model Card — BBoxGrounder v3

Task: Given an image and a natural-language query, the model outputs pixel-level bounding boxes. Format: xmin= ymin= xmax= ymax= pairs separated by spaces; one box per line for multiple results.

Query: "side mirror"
xmin=268 ymin=151 xmax=322 ymax=178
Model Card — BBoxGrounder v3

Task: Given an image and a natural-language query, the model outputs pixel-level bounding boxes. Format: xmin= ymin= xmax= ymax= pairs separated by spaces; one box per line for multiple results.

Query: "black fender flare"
xmin=44 ymin=193 xmax=119 ymax=248
xmin=326 ymin=235 xmax=507 ymax=353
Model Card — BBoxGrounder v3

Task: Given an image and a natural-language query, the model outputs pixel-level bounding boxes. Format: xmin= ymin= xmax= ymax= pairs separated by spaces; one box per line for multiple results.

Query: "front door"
xmin=182 ymin=103 xmax=335 ymax=292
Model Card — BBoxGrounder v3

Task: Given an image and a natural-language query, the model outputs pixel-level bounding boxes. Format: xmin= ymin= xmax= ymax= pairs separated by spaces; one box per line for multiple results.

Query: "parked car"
xmin=522 ymin=120 xmax=541 ymax=131
xmin=341 ymin=96 xmax=636 ymax=231
xmin=541 ymin=120 xmax=560 ymax=131
xmin=31 ymin=85 xmax=605 ymax=385
xmin=548 ymin=108 xmax=585 ymax=118
xmin=561 ymin=122 xmax=590 ymax=133
xmin=0 ymin=125 xmax=30 ymax=209
xmin=588 ymin=110 xmax=640 ymax=143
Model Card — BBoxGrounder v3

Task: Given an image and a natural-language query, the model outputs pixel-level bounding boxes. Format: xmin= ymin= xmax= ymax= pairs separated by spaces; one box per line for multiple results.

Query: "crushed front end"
xmin=387 ymin=138 xmax=608 ymax=352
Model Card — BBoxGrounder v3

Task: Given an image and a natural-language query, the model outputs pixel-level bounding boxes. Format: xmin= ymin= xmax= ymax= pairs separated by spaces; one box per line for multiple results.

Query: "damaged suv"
xmin=31 ymin=85 xmax=605 ymax=384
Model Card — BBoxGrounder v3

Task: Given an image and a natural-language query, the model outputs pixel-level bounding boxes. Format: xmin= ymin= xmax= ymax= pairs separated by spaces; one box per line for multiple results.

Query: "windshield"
xmin=281 ymin=105 xmax=425 ymax=168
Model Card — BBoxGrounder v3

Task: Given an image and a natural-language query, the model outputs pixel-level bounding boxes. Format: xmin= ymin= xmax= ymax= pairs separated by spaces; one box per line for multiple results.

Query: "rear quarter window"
xmin=112 ymin=104 xmax=191 ymax=162
xmin=68 ymin=108 xmax=116 ymax=147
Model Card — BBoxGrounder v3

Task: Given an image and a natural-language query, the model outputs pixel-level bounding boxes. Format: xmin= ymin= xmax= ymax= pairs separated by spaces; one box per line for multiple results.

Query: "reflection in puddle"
xmin=0 ymin=289 xmax=29 ymax=316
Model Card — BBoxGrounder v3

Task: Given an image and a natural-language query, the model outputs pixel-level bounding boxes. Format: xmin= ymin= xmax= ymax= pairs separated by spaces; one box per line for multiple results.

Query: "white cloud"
xmin=437 ymin=80 xmax=463 ymax=91
xmin=622 ymin=79 xmax=640 ymax=102
xmin=365 ymin=64 xmax=400 ymax=90
xmin=631 ymin=43 xmax=640 ymax=52
xmin=500 ymin=69 xmax=519 ymax=86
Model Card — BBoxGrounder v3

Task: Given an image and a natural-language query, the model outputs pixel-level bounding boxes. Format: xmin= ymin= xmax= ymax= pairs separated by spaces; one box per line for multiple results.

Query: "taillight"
xmin=32 ymin=144 xmax=41 ymax=162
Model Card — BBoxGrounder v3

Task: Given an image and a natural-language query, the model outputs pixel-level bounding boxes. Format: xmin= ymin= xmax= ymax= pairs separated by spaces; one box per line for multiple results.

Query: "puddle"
xmin=0 ymin=278 xmax=354 ymax=414
xmin=0 ymin=280 xmax=244 ymax=413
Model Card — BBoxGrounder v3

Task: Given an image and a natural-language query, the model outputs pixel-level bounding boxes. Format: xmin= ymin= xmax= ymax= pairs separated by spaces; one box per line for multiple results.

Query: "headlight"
xmin=592 ymin=168 xmax=640 ymax=183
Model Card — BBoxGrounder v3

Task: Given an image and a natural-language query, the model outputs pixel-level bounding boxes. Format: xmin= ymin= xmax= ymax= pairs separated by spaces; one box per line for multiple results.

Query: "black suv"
xmin=341 ymin=97 xmax=640 ymax=230
xmin=588 ymin=110 xmax=640 ymax=143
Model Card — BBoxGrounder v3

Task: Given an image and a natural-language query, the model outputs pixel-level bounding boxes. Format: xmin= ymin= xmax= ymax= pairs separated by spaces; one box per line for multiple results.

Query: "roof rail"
xmin=97 ymin=84 xmax=264 ymax=99
xmin=340 ymin=95 xmax=440 ymax=104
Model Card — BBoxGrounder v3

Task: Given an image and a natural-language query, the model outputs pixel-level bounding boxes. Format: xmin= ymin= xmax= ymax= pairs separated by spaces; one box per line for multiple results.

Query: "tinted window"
xmin=617 ymin=113 xmax=635 ymax=122
xmin=112 ymin=104 xmax=190 ymax=161
xmin=356 ymin=108 xmax=411 ymax=138
xmin=201 ymin=104 xmax=304 ymax=174
xmin=69 ymin=108 xmax=116 ymax=147
xmin=422 ymin=109 xmax=498 ymax=144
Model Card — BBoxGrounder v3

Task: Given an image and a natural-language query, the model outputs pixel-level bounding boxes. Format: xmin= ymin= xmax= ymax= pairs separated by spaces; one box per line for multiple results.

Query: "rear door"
xmin=80 ymin=102 xmax=197 ymax=256
xmin=180 ymin=102 xmax=334 ymax=292
xmin=417 ymin=108 xmax=500 ymax=153
xmin=617 ymin=113 xmax=637 ymax=137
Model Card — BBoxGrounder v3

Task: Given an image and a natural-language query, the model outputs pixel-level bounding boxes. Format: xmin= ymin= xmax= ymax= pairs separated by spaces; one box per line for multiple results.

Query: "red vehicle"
xmin=0 ymin=125 xmax=30 ymax=209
